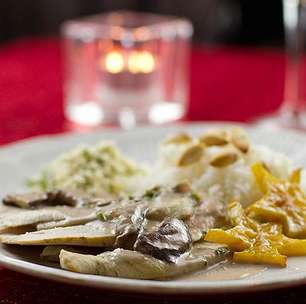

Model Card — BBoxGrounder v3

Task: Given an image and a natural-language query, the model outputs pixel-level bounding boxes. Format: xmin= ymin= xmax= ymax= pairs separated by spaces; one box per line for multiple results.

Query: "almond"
xmin=164 ymin=133 xmax=193 ymax=145
xmin=177 ymin=144 xmax=204 ymax=167
xmin=199 ymin=129 xmax=229 ymax=146
xmin=210 ymin=148 xmax=239 ymax=167
xmin=173 ymin=183 xmax=191 ymax=193
xmin=231 ymin=127 xmax=249 ymax=153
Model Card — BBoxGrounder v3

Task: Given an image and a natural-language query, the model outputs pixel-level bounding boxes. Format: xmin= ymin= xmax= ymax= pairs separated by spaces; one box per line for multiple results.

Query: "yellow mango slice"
xmin=248 ymin=163 xmax=306 ymax=238
xmin=205 ymin=228 xmax=251 ymax=251
xmin=234 ymin=251 xmax=287 ymax=267
xmin=205 ymin=201 xmax=306 ymax=267
xmin=205 ymin=202 xmax=256 ymax=251
xmin=278 ymin=237 xmax=306 ymax=256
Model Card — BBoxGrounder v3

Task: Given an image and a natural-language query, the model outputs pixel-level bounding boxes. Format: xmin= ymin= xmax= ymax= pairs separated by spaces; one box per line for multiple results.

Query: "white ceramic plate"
xmin=1 ymin=122 xmax=306 ymax=295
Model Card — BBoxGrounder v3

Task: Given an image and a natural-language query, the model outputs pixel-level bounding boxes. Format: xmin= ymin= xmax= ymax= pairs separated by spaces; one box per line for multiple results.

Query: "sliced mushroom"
xmin=176 ymin=144 xmax=204 ymax=167
xmin=134 ymin=218 xmax=192 ymax=263
xmin=3 ymin=189 xmax=83 ymax=209
xmin=209 ymin=147 xmax=239 ymax=168
xmin=1 ymin=222 xmax=116 ymax=247
xmin=114 ymin=206 xmax=147 ymax=250
xmin=3 ymin=192 xmax=48 ymax=209
xmin=46 ymin=190 xmax=84 ymax=207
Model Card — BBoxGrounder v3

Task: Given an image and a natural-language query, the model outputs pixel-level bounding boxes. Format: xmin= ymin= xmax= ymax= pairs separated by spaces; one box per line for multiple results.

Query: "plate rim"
xmin=1 ymin=120 xmax=305 ymax=152
xmin=1 ymin=121 xmax=306 ymax=294
xmin=0 ymin=251 xmax=306 ymax=294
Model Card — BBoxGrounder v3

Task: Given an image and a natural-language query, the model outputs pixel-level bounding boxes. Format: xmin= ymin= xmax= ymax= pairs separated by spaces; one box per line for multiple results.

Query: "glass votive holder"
xmin=62 ymin=11 xmax=193 ymax=128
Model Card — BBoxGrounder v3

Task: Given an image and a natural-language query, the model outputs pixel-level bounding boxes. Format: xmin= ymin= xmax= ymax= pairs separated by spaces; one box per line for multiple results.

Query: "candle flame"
xmin=128 ymin=51 xmax=155 ymax=74
xmin=105 ymin=51 xmax=124 ymax=74
xmin=104 ymin=50 xmax=155 ymax=74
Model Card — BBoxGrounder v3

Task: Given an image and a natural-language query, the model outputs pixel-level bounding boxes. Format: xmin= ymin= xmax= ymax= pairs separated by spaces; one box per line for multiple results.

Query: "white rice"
xmin=146 ymin=143 xmax=293 ymax=207
xmin=29 ymin=131 xmax=300 ymax=207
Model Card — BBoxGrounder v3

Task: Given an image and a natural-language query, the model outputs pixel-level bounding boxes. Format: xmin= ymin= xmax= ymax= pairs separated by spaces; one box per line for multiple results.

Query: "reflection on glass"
xmin=62 ymin=11 xmax=193 ymax=128
xmin=282 ymin=0 xmax=306 ymax=128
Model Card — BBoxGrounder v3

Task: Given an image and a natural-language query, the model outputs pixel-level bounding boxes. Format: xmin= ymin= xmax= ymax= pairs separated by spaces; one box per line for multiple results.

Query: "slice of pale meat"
xmin=145 ymin=188 xmax=196 ymax=221
xmin=60 ymin=248 xmax=167 ymax=279
xmin=100 ymin=184 xmax=197 ymax=222
xmin=0 ymin=209 xmax=66 ymax=232
xmin=37 ymin=213 xmax=97 ymax=230
xmin=1 ymin=222 xmax=116 ymax=247
xmin=49 ymin=206 xmax=93 ymax=218
xmin=146 ymin=199 xmax=195 ymax=221
xmin=59 ymin=242 xmax=230 ymax=279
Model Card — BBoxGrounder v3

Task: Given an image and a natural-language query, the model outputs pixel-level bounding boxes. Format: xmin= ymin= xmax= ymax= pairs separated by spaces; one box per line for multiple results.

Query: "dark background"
xmin=0 ymin=0 xmax=284 ymax=46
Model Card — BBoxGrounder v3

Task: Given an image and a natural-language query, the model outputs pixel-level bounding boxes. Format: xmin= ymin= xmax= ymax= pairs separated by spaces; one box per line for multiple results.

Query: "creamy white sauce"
xmin=179 ymin=262 xmax=267 ymax=281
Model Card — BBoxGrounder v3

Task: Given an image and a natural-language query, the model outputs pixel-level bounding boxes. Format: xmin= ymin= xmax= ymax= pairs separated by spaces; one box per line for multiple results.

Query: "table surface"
xmin=1 ymin=38 xmax=304 ymax=304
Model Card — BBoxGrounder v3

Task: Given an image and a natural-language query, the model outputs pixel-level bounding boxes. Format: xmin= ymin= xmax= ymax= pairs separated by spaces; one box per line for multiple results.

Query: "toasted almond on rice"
xmin=199 ymin=129 xmax=229 ymax=146
xmin=177 ymin=144 xmax=204 ymax=167
xmin=164 ymin=133 xmax=193 ymax=145
xmin=210 ymin=147 xmax=239 ymax=168
xmin=230 ymin=127 xmax=249 ymax=153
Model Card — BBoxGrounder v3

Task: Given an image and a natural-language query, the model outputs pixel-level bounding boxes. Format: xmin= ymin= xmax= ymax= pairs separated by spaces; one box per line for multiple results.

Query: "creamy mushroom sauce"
xmin=179 ymin=262 xmax=266 ymax=281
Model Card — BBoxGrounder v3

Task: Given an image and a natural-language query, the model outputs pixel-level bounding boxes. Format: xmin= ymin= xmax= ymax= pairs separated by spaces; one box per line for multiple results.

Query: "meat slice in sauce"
xmin=146 ymin=198 xmax=195 ymax=221
xmin=134 ymin=218 xmax=192 ymax=263
xmin=36 ymin=213 xmax=97 ymax=230
xmin=3 ymin=189 xmax=83 ymax=209
xmin=59 ymin=242 xmax=230 ymax=280
xmin=98 ymin=183 xmax=198 ymax=223
xmin=186 ymin=200 xmax=227 ymax=242
xmin=145 ymin=184 xmax=197 ymax=221
xmin=99 ymin=198 xmax=143 ymax=221
xmin=1 ymin=222 xmax=116 ymax=247
xmin=0 ymin=209 xmax=66 ymax=232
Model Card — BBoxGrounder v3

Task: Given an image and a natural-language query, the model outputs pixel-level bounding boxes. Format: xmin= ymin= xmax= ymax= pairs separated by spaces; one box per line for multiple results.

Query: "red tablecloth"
xmin=0 ymin=38 xmax=285 ymax=145
xmin=1 ymin=38 xmax=301 ymax=304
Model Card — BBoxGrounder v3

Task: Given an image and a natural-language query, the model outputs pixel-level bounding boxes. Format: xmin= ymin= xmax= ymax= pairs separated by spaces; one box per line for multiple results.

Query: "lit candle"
xmin=100 ymin=49 xmax=157 ymax=88
xmin=98 ymin=47 xmax=160 ymax=115
xmin=63 ymin=11 xmax=192 ymax=126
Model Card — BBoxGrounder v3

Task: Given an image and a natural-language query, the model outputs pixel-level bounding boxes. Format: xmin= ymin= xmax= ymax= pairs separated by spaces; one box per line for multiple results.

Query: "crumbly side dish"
xmin=27 ymin=142 xmax=147 ymax=198
xmin=1 ymin=127 xmax=306 ymax=280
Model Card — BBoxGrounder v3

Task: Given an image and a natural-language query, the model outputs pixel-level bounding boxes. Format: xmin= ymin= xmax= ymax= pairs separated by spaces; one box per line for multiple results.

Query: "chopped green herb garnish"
xmin=190 ymin=192 xmax=201 ymax=204
xmin=215 ymin=247 xmax=230 ymax=257
xmin=97 ymin=212 xmax=107 ymax=222
xmin=143 ymin=186 xmax=161 ymax=199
